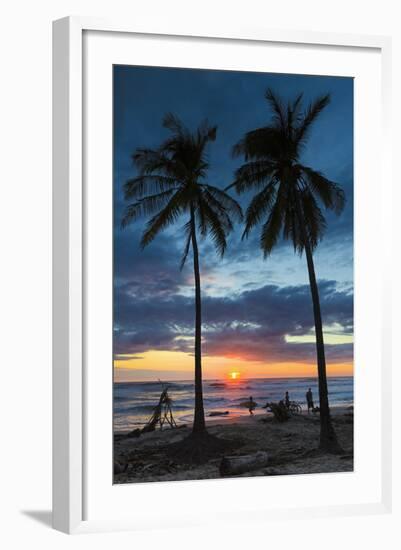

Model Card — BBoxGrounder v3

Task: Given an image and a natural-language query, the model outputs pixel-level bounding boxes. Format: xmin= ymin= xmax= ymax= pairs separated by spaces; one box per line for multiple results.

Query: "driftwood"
xmin=209 ymin=411 xmax=229 ymax=417
xmin=142 ymin=386 xmax=178 ymax=433
xmin=220 ymin=451 xmax=269 ymax=476
xmin=263 ymin=401 xmax=290 ymax=422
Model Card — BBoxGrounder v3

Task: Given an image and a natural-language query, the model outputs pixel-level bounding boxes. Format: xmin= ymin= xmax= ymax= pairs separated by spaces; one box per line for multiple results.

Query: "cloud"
xmin=114 ymin=279 xmax=353 ymax=364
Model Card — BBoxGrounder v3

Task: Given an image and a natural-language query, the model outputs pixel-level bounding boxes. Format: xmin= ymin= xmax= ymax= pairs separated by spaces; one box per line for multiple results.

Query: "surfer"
xmin=248 ymin=396 xmax=256 ymax=415
xmin=306 ymin=388 xmax=314 ymax=413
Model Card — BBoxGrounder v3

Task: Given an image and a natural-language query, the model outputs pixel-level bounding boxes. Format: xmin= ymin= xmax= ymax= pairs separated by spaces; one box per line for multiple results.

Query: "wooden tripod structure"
xmin=142 ymin=386 xmax=178 ymax=433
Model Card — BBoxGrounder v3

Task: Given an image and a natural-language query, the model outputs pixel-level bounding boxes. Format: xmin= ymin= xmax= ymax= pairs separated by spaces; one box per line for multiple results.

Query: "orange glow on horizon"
xmin=114 ymin=349 xmax=353 ymax=382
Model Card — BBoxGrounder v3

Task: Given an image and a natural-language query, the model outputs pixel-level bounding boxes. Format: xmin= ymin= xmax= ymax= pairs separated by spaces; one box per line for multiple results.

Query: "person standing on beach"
xmin=306 ymin=388 xmax=314 ymax=413
xmin=248 ymin=396 xmax=256 ymax=415
xmin=284 ymin=391 xmax=290 ymax=409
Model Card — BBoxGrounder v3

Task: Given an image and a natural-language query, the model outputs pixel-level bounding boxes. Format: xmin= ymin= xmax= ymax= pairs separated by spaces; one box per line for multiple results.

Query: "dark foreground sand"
xmin=114 ymin=407 xmax=353 ymax=484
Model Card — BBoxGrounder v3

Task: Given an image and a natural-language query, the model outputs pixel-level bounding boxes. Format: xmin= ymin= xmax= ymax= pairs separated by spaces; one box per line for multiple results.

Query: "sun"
xmin=229 ymin=371 xmax=240 ymax=380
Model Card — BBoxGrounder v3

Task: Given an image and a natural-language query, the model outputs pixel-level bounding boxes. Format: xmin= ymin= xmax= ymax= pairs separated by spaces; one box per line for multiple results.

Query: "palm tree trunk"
xmin=294 ymin=192 xmax=342 ymax=453
xmin=303 ymin=239 xmax=342 ymax=452
xmin=190 ymin=206 xmax=206 ymax=434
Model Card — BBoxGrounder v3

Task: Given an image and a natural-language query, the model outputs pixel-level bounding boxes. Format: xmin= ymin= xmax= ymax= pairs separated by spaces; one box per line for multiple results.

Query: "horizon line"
xmin=114 ymin=374 xmax=354 ymax=384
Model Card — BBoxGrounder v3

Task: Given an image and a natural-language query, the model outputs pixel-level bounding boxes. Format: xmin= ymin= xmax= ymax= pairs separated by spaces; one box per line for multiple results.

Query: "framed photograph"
xmin=52 ymin=17 xmax=392 ymax=534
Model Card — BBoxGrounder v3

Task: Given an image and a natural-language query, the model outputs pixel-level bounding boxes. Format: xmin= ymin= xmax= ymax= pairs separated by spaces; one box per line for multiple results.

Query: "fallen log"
xmin=220 ymin=451 xmax=269 ymax=477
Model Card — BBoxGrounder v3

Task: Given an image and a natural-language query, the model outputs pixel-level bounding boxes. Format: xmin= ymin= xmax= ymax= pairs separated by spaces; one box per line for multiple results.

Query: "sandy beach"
xmin=114 ymin=406 xmax=353 ymax=484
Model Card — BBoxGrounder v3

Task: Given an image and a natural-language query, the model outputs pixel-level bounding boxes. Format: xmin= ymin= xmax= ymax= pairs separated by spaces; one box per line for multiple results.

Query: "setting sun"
xmin=229 ymin=371 xmax=240 ymax=380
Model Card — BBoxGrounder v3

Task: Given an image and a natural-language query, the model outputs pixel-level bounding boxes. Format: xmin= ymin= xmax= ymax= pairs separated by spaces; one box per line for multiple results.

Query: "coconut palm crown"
xmin=231 ymin=89 xmax=345 ymax=255
xmin=122 ymin=113 xmax=242 ymax=441
xmin=229 ymin=89 xmax=345 ymax=452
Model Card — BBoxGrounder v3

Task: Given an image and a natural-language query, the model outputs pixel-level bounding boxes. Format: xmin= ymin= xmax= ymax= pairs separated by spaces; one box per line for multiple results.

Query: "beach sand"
xmin=113 ymin=406 xmax=353 ymax=484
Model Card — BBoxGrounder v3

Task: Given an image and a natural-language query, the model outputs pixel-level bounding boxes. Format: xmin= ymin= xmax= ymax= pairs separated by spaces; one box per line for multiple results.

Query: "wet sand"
xmin=114 ymin=406 xmax=353 ymax=484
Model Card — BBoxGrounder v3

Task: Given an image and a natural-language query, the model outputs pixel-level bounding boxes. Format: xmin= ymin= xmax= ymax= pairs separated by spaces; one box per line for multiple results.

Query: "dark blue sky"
xmin=113 ymin=65 xmax=353 ymax=379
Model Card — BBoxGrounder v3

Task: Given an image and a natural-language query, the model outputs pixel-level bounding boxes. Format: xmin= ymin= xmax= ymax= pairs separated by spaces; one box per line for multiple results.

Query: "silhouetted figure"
xmin=248 ymin=396 xmax=256 ymax=415
xmin=306 ymin=388 xmax=314 ymax=413
xmin=284 ymin=391 xmax=290 ymax=409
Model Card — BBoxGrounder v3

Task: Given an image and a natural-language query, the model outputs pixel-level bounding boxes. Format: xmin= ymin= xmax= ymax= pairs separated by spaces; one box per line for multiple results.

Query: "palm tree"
xmin=229 ymin=89 xmax=345 ymax=453
xmin=122 ymin=113 xmax=242 ymax=441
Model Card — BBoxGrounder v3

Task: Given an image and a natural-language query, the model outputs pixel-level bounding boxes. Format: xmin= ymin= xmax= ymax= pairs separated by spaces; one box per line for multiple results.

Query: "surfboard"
xmin=240 ymin=400 xmax=258 ymax=408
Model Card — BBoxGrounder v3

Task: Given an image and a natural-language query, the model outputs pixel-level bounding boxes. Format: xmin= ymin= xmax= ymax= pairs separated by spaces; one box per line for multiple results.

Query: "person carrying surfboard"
xmin=248 ymin=396 xmax=256 ymax=415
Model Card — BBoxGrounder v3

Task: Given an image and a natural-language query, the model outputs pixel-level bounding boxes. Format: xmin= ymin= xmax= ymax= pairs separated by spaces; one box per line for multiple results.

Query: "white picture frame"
xmin=52 ymin=16 xmax=392 ymax=534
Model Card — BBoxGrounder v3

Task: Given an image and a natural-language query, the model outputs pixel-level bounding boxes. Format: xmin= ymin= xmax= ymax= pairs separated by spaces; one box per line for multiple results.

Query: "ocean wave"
xmin=114 ymin=377 xmax=354 ymax=430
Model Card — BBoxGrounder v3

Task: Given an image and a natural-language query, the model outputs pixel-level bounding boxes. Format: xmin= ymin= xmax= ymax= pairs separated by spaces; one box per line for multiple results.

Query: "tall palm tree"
xmin=122 ymin=113 xmax=242 ymax=438
xmin=229 ymin=89 xmax=345 ymax=453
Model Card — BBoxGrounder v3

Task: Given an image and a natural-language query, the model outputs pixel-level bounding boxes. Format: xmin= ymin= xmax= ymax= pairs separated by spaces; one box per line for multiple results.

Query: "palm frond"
xmin=162 ymin=112 xmax=186 ymax=136
xmin=200 ymin=190 xmax=233 ymax=233
xmin=140 ymin=190 xmax=185 ymax=248
xmin=201 ymin=184 xmax=243 ymax=221
xmin=292 ymin=93 xmax=304 ymax=119
xmin=260 ymin=198 xmax=284 ymax=257
xmin=296 ymin=94 xmax=330 ymax=146
xmin=242 ymin=183 xmax=277 ymax=239
xmin=197 ymin=199 xmax=228 ymax=257
xmin=121 ymin=188 xmax=178 ymax=228
xmin=229 ymin=161 xmax=276 ymax=193
xmin=265 ymin=88 xmax=287 ymax=130
xmin=300 ymin=189 xmax=327 ymax=251
xmin=197 ymin=119 xmax=217 ymax=148
xmin=133 ymin=148 xmax=178 ymax=177
xmin=232 ymin=127 xmax=284 ymax=160
xmin=287 ymin=93 xmax=304 ymax=138
xmin=300 ymin=166 xmax=345 ymax=214
xmin=124 ymin=175 xmax=178 ymax=200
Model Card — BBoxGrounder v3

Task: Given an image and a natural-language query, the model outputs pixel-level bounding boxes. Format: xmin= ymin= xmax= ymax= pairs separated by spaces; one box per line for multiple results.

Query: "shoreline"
xmin=114 ymin=403 xmax=353 ymax=435
xmin=204 ymin=403 xmax=353 ymax=427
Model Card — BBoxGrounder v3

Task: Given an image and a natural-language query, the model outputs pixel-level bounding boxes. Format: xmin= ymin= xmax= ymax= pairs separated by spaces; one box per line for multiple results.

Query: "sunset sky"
xmin=113 ymin=66 xmax=353 ymax=383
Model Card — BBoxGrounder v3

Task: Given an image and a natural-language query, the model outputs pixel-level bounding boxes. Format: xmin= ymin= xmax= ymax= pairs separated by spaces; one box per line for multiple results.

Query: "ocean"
xmin=113 ymin=376 xmax=353 ymax=432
